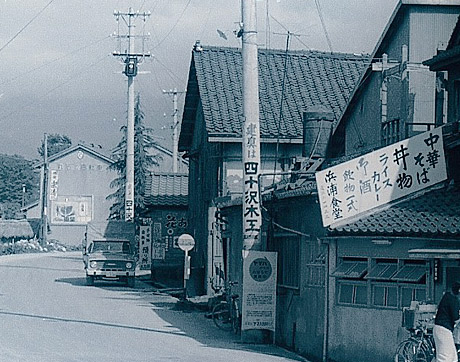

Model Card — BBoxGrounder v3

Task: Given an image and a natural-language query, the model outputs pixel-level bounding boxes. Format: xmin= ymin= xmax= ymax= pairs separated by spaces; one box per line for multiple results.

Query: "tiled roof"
xmin=144 ymin=173 xmax=188 ymax=206
xmin=179 ymin=46 xmax=369 ymax=149
xmin=330 ymin=183 xmax=460 ymax=237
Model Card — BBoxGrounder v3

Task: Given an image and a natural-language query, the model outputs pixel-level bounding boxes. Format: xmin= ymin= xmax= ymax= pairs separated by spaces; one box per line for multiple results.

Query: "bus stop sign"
xmin=177 ymin=234 xmax=195 ymax=252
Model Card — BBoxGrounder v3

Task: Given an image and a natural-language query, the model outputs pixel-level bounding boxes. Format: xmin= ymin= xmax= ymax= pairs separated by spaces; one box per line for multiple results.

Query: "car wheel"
xmin=127 ymin=276 xmax=135 ymax=288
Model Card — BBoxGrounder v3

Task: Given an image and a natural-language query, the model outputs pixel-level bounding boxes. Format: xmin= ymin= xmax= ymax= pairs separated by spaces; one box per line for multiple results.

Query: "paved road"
xmin=0 ymin=252 xmax=305 ymax=362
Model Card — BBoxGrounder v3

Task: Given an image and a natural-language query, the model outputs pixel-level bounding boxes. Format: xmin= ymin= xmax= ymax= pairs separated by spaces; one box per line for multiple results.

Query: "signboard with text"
xmin=241 ymin=251 xmax=277 ymax=331
xmin=138 ymin=225 xmax=152 ymax=270
xmin=316 ymin=127 xmax=447 ymax=227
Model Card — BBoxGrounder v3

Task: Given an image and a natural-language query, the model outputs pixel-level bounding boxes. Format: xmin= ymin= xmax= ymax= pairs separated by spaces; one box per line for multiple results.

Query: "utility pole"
xmin=40 ymin=133 xmax=48 ymax=245
xmin=241 ymin=0 xmax=261 ymax=252
xmin=163 ymin=88 xmax=186 ymax=173
xmin=113 ymin=8 xmax=150 ymax=222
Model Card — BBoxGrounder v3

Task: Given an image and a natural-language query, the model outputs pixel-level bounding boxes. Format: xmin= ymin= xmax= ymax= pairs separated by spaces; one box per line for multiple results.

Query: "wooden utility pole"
xmin=163 ymin=88 xmax=185 ymax=173
xmin=242 ymin=0 xmax=261 ymax=252
xmin=113 ymin=8 xmax=150 ymax=221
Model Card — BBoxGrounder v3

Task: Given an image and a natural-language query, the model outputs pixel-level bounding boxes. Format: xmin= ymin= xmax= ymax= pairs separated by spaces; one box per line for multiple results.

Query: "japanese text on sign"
xmin=241 ymin=252 xmax=277 ymax=331
xmin=243 ymin=122 xmax=261 ymax=250
xmin=316 ymin=127 xmax=447 ymax=227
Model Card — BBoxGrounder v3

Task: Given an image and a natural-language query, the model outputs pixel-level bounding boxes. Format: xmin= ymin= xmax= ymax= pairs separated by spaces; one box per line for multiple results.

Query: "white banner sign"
xmin=138 ymin=225 xmax=152 ymax=270
xmin=316 ymin=127 xmax=447 ymax=227
xmin=242 ymin=251 xmax=277 ymax=331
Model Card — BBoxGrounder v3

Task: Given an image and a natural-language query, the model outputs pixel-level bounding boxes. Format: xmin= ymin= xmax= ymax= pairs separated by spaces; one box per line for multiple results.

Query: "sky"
xmin=0 ymin=0 xmax=398 ymax=160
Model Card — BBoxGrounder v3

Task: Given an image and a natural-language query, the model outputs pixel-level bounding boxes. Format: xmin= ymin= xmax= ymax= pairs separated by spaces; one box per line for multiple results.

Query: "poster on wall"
xmin=241 ymin=251 xmax=277 ymax=331
xmin=49 ymin=170 xmax=58 ymax=200
xmin=152 ymin=222 xmax=165 ymax=260
xmin=316 ymin=127 xmax=447 ymax=227
xmin=138 ymin=225 xmax=152 ymax=270
xmin=50 ymin=195 xmax=92 ymax=224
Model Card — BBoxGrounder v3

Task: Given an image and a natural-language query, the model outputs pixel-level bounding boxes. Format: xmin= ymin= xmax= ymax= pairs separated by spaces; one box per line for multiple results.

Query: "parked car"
xmin=83 ymin=239 xmax=136 ymax=287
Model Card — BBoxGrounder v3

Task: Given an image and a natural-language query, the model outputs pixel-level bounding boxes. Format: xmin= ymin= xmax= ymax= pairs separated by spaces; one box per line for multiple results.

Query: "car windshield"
xmin=90 ymin=241 xmax=131 ymax=254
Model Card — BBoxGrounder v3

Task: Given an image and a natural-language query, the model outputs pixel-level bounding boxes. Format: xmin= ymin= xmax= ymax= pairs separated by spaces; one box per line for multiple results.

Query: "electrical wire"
xmin=153 ymin=0 xmax=192 ymax=48
xmin=0 ymin=54 xmax=111 ymax=123
xmin=0 ymin=35 xmax=111 ymax=87
xmin=271 ymin=29 xmax=291 ymax=187
xmin=153 ymin=57 xmax=186 ymax=84
xmin=313 ymin=0 xmax=333 ymax=52
xmin=0 ymin=0 xmax=56 ymax=54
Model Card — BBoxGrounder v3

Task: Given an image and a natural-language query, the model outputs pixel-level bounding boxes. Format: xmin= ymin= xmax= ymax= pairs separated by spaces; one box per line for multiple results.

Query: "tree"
xmin=107 ymin=93 xmax=162 ymax=220
xmin=0 ymin=154 xmax=40 ymax=219
xmin=37 ymin=134 xmax=72 ymax=158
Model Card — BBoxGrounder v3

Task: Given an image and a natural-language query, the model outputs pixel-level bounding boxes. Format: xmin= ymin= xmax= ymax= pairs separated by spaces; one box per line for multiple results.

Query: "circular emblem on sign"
xmin=77 ymin=151 xmax=84 ymax=159
xmin=249 ymin=257 xmax=272 ymax=282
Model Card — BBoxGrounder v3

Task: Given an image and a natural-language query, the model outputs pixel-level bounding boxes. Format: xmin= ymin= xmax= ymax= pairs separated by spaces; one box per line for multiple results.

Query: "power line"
xmin=0 ymin=0 xmax=56 ymax=54
xmin=0 ymin=54 xmax=111 ymax=123
xmin=153 ymin=0 xmax=192 ymax=48
xmin=153 ymin=56 xmax=186 ymax=84
xmin=0 ymin=36 xmax=110 ymax=87
xmin=314 ymin=0 xmax=333 ymax=52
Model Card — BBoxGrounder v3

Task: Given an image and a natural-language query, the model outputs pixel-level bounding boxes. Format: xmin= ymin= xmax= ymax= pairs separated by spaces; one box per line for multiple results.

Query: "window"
xmin=381 ymin=118 xmax=400 ymax=146
xmin=273 ymin=234 xmax=300 ymax=288
xmin=401 ymin=286 xmax=426 ymax=308
xmin=338 ymin=281 xmax=367 ymax=306
xmin=373 ymin=284 xmax=398 ymax=308
xmin=333 ymin=257 xmax=427 ymax=309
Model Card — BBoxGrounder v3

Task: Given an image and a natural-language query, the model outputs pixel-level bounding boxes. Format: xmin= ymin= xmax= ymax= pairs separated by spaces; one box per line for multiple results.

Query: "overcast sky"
xmin=0 ymin=0 xmax=398 ymax=160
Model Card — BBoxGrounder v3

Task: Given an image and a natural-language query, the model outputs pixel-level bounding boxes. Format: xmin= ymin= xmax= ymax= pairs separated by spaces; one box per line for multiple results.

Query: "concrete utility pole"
xmin=113 ymin=8 xmax=150 ymax=222
xmin=40 ymin=133 xmax=48 ymax=245
xmin=241 ymin=0 xmax=261 ymax=252
xmin=163 ymin=88 xmax=185 ymax=173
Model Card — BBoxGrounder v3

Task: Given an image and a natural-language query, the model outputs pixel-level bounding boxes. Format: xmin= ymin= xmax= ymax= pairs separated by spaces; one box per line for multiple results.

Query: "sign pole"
xmin=177 ymin=234 xmax=195 ymax=300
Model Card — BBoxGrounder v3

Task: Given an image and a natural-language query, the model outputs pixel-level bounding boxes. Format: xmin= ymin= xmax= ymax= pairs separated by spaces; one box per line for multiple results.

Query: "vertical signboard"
xmin=49 ymin=170 xmax=58 ymax=200
xmin=242 ymin=251 xmax=277 ymax=331
xmin=152 ymin=222 xmax=165 ymax=260
xmin=138 ymin=225 xmax=152 ymax=270
xmin=243 ymin=124 xmax=262 ymax=251
xmin=125 ymin=182 xmax=134 ymax=222
xmin=316 ymin=127 xmax=447 ymax=227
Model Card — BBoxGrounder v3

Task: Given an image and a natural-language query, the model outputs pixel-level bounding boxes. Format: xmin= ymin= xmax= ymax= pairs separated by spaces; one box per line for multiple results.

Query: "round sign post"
xmin=177 ymin=234 xmax=195 ymax=298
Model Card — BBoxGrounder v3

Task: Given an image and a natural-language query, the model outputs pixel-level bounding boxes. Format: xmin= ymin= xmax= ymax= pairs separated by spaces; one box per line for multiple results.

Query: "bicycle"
xmin=211 ymin=281 xmax=241 ymax=334
xmin=394 ymin=320 xmax=435 ymax=362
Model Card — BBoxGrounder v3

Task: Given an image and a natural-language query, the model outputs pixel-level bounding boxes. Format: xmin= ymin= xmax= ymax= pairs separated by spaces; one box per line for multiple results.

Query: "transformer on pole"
xmin=112 ymin=8 xmax=150 ymax=222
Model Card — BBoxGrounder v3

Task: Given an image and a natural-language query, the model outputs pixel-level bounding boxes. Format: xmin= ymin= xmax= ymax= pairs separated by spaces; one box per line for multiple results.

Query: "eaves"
xmin=208 ymin=136 xmax=303 ymax=144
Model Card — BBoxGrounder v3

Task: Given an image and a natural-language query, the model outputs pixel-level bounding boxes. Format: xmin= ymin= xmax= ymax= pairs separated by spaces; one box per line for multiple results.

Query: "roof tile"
xmin=331 ymin=184 xmax=460 ymax=237
xmin=185 ymin=46 xmax=369 ymax=142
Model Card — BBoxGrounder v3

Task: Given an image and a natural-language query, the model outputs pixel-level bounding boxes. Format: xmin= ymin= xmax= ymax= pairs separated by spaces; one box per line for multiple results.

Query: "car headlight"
xmin=90 ymin=261 xmax=97 ymax=268
xmin=126 ymin=262 xmax=132 ymax=269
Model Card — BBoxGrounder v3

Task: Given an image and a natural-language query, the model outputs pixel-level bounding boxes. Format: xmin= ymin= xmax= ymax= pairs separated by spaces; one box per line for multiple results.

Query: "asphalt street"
xmin=0 ymin=251 xmax=307 ymax=362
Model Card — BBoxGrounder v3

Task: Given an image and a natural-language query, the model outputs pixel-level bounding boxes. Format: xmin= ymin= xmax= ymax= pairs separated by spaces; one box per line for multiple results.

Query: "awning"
xmin=331 ymin=261 xmax=367 ymax=278
xmin=365 ymin=263 xmax=398 ymax=280
xmin=391 ymin=265 xmax=426 ymax=282
xmin=409 ymin=249 xmax=460 ymax=260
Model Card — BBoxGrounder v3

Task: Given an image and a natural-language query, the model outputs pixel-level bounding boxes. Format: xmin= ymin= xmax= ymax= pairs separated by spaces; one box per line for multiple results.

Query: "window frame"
xmin=334 ymin=256 xmax=428 ymax=310
xmin=273 ymin=233 xmax=301 ymax=290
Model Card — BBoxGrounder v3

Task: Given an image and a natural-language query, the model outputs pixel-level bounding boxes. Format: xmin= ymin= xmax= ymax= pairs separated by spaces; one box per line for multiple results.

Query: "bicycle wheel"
xmin=395 ymin=339 xmax=415 ymax=362
xmin=405 ymin=338 xmax=432 ymax=362
xmin=212 ymin=302 xmax=232 ymax=331
xmin=231 ymin=301 xmax=241 ymax=335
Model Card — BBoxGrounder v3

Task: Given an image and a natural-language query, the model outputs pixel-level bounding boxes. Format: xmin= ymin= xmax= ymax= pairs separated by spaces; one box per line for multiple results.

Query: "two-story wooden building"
xmin=215 ymin=2 xmax=460 ymax=362
xmin=178 ymin=44 xmax=369 ymax=294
